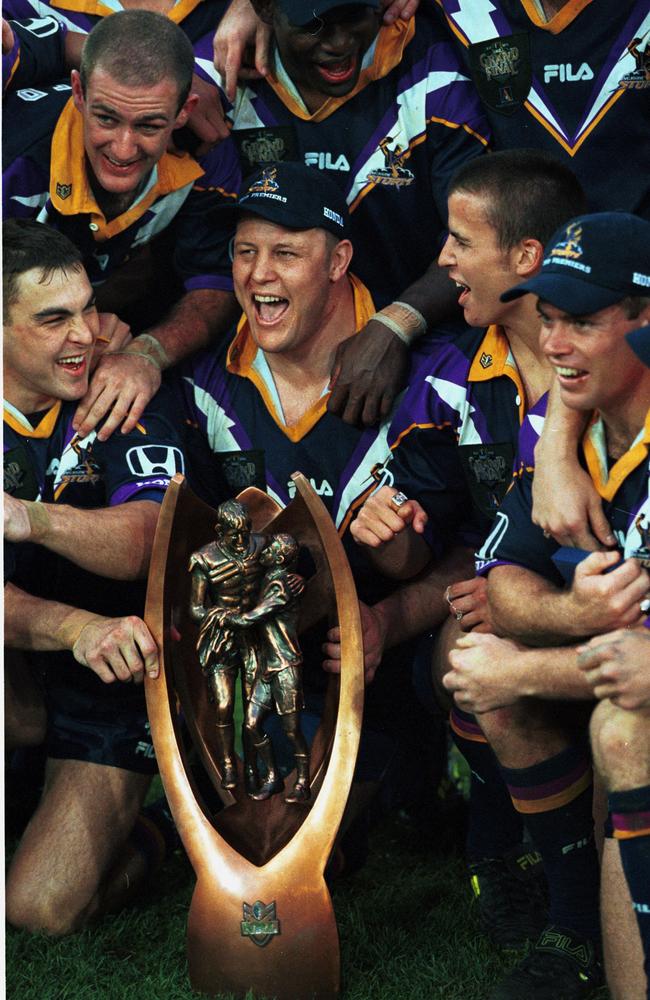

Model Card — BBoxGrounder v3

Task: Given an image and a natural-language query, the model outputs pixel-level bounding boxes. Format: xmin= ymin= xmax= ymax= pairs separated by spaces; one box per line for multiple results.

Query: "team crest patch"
xmin=59 ymin=440 xmax=101 ymax=485
xmin=469 ymin=34 xmax=531 ymax=115
xmin=632 ymin=513 xmax=650 ymax=568
xmin=367 ymin=137 xmax=414 ymax=187
xmin=459 ymin=443 xmax=513 ymax=517
xmin=55 ymin=182 xmax=72 ymax=200
xmin=235 ymin=126 xmax=298 ymax=172
xmin=4 ymin=446 xmax=39 ymax=499
xmin=551 ymin=222 xmax=583 ymax=260
xmin=217 ymin=450 xmax=266 ymax=492
xmin=618 ymin=36 xmax=650 ymax=91
xmin=241 ymin=900 xmax=280 ymax=947
xmin=249 ymin=166 xmax=280 ymax=194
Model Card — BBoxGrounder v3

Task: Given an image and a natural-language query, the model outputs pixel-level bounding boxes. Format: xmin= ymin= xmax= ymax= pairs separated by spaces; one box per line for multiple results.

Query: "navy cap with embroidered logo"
xmin=226 ymin=161 xmax=350 ymax=239
xmin=501 ymin=212 xmax=650 ymax=314
xmin=626 ymin=325 xmax=650 ymax=369
xmin=277 ymin=1 xmax=380 ymax=27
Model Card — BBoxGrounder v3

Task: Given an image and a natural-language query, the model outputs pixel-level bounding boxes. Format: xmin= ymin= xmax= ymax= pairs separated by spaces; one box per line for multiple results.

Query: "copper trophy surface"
xmin=144 ymin=473 xmax=364 ymax=999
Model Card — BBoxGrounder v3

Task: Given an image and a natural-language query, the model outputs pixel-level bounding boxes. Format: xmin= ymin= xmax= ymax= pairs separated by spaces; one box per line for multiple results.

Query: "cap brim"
xmin=626 ymin=325 xmax=650 ymax=369
xmin=500 ymin=273 xmax=627 ymax=314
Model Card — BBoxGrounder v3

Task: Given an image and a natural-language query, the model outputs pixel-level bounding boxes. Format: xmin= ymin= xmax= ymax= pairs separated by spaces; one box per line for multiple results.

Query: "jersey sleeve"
xmin=3 ymin=16 xmax=66 ymax=93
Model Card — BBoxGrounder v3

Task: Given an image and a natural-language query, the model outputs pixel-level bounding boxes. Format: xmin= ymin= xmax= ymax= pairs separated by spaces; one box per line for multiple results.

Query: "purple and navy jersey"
xmin=3 ymin=91 xmax=239 ymax=293
xmin=379 ymin=324 xmax=548 ymax=551
xmin=476 ymin=401 xmax=650 ymax=584
xmin=436 ymin=0 xmax=650 ymax=218
xmin=195 ymin=9 xmax=489 ymax=308
xmin=2 ymin=14 xmax=66 ymax=92
xmin=171 ymin=276 xmax=416 ymax=603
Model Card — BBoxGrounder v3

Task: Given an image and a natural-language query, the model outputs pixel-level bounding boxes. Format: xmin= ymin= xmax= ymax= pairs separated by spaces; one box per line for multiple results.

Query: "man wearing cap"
xmin=202 ymin=0 xmax=489 ymax=427
xmin=173 ymin=159 xmax=464 ymax=824
xmin=444 ymin=212 xmax=650 ymax=999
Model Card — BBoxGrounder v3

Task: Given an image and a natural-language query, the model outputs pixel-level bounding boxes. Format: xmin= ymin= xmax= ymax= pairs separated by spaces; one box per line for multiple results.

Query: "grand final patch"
xmin=469 ymin=34 xmax=531 ymax=115
xmin=3 ymin=446 xmax=40 ymax=499
xmin=234 ymin=126 xmax=299 ymax=173
xmin=216 ymin=450 xmax=266 ymax=493
xmin=240 ymin=900 xmax=281 ymax=947
xmin=459 ymin=442 xmax=513 ymax=518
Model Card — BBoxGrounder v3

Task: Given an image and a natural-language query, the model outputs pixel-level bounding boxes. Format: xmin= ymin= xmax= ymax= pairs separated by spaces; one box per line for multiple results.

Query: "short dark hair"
xmin=79 ymin=10 xmax=194 ymax=112
xmin=3 ymin=219 xmax=84 ymax=322
xmin=215 ymin=499 xmax=251 ymax=535
xmin=448 ymin=150 xmax=587 ymax=251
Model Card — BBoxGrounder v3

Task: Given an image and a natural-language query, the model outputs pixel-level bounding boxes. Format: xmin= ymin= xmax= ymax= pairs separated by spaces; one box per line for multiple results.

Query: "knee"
xmin=590 ymin=701 xmax=635 ymax=785
xmin=6 ymin=878 xmax=85 ymax=936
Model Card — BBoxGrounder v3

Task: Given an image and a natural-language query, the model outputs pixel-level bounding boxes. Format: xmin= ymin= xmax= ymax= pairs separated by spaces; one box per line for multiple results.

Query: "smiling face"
xmin=70 ymin=66 xmax=193 ymax=201
xmin=438 ymin=190 xmax=523 ymax=329
xmin=538 ymin=299 xmax=650 ymax=420
xmin=4 ymin=265 xmax=99 ymax=413
xmin=271 ymin=4 xmax=381 ymax=111
xmin=233 ymin=216 xmax=347 ymax=358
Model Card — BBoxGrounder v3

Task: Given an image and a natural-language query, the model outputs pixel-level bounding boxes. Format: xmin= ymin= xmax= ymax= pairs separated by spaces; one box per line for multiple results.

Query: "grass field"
xmin=5 ymin=799 xmax=611 ymax=1000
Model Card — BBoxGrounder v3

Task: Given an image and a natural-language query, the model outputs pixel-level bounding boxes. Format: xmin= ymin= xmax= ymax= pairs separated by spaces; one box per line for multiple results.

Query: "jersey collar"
xmin=49 ymin=98 xmax=204 ymax=240
xmin=520 ymin=0 xmax=593 ymax=34
xmin=582 ymin=409 xmax=650 ymax=502
xmin=225 ymin=273 xmax=375 ymax=441
xmin=3 ymin=400 xmax=62 ymax=438
xmin=468 ymin=325 xmax=526 ymax=423
xmin=49 ymin=0 xmax=202 ymax=21
xmin=265 ymin=17 xmax=415 ymax=122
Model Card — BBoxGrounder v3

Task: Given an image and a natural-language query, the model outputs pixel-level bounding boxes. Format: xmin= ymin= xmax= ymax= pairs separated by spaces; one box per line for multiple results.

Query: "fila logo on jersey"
xmin=287 ymin=477 xmax=333 ymax=498
xmin=126 ymin=445 xmax=184 ymax=478
xmin=304 ymin=152 xmax=350 ymax=172
xmin=543 ymin=63 xmax=594 ymax=83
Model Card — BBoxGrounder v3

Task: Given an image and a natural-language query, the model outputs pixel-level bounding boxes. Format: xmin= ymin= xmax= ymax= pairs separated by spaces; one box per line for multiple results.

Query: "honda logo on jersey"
xmin=126 ymin=445 xmax=184 ymax=477
xmin=543 ymin=63 xmax=594 ymax=83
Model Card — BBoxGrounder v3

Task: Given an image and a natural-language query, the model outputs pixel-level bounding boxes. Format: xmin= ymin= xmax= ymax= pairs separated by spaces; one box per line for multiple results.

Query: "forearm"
xmin=21 ymin=499 xmax=159 ymax=579
xmin=137 ymin=289 xmax=239 ymax=368
xmin=366 ymin=526 xmax=433 ymax=579
xmin=536 ymin=380 xmax=589 ymax=462
xmin=488 ymin=565 xmax=578 ymax=645
xmin=397 ymin=259 xmax=459 ymax=329
xmin=5 ymin=582 xmax=101 ymax=652
xmin=510 ymin=644 xmax=594 ymax=701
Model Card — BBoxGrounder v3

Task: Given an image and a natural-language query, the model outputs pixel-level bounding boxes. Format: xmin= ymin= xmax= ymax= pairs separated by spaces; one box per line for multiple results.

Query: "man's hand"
xmin=444 ymin=576 xmax=492 ymax=633
xmin=322 ymin=601 xmax=386 ymax=684
xmin=73 ymin=351 xmax=161 ymax=441
xmin=444 ymin=631 xmax=525 ymax=713
xmin=567 ymin=551 xmax=650 ymax=635
xmin=577 ymin=628 xmax=650 ymax=710
xmin=327 ymin=320 xmax=410 ymax=426
xmin=2 ymin=17 xmax=15 ymax=54
xmin=72 ymin=615 xmax=159 ymax=684
xmin=213 ymin=0 xmax=271 ymax=103
xmin=351 ymin=485 xmax=427 ymax=548
xmin=381 ymin=0 xmax=420 ymax=22
xmin=169 ymin=74 xmax=230 ymax=155
xmin=91 ymin=312 xmax=132 ymax=369
xmin=4 ymin=493 xmax=32 ymax=542
xmin=532 ymin=458 xmax=615 ymax=550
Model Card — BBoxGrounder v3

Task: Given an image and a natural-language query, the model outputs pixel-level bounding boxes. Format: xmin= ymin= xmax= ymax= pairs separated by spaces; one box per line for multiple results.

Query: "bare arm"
xmin=577 ymin=628 xmax=650 ymax=711
xmin=4 ymin=582 xmax=158 ymax=683
xmin=4 ymin=493 xmax=159 ymax=580
xmin=488 ymin=553 xmax=650 ymax=645
xmin=532 ymin=381 xmax=614 ymax=549
xmin=74 ymin=288 xmax=239 ymax=441
xmin=350 ymin=485 xmax=431 ymax=578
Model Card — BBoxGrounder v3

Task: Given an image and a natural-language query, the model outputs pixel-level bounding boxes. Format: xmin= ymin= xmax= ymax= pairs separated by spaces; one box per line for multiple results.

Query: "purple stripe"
xmin=184 ymin=274 xmax=233 ymax=293
xmin=612 ymin=810 xmax=650 ymax=833
xmin=110 ymin=480 xmax=168 ymax=505
xmin=507 ymin=759 xmax=590 ymax=802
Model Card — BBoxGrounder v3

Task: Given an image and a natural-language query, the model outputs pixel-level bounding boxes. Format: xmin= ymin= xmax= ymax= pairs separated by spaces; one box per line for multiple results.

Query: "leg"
xmin=5 ymin=649 xmax=46 ymax=750
xmin=207 ymin=667 xmax=237 ymax=788
xmin=281 ymin=711 xmax=311 ymax=804
xmin=6 ymin=757 xmax=151 ymax=935
xmin=244 ymin=691 xmax=282 ymax=801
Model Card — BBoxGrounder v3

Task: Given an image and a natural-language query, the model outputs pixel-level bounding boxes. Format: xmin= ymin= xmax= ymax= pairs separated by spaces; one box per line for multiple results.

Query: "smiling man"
xmin=3 ymin=219 xmax=185 ymax=935
xmin=3 ymin=10 xmax=241 ymax=440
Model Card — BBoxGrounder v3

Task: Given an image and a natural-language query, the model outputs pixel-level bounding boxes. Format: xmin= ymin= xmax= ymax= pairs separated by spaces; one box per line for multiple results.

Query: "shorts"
xmin=249 ymin=664 xmax=304 ymax=716
xmin=42 ymin=659 xmax=157 ymax=775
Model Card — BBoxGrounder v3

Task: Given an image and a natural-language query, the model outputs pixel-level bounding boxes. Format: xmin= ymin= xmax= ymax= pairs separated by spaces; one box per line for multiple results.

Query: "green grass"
xmin=5 ymin=804 xmax=611 ymax=1000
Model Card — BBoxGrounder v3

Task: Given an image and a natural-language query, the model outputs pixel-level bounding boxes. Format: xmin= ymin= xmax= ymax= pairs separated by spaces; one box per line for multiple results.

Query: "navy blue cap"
xmin=277 ymin=1 xmax=380 ymax=26
xmin=501 ymin=212 xmax=650 ymax=313
xmin=626 ymin=325 xmax=650 ymax=369
xmin=227 ymin=161 xmax=349 ymax=239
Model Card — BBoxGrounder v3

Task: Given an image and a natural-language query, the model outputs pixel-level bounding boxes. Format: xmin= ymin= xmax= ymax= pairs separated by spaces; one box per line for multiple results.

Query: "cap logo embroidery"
xmin=249 ymin=167 xmax=279 ymax=195
xmin=551 ymin=222 xmax=583 ymax=260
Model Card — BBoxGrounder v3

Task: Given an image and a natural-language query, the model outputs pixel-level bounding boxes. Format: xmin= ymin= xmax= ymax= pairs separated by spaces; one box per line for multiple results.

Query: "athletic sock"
xmin=500 ymin=740 xmax=601 ymax=942
xmin=450 ymin=707 xmax=524 ymax=860
xmin=610 ymin=783 xmax=650 ymax=993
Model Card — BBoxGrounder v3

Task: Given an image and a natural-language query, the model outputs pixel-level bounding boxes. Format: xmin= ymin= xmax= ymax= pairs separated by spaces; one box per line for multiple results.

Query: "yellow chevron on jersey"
xmin=582 ymin=409 xmax=650 ymax=503
xmin=49 ymin=98 xmax=204 ymax=240
xmin=49 ymin=0 xmax=202 ymax=22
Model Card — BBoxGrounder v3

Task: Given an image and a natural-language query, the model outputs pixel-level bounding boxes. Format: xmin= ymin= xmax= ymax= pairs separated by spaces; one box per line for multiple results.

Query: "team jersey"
xmin=436 ymin=0 xmax=650 ymax=218
xmin=194 ymin=9 xmax=489 ymax=307
xmin=476 ymin=400 xmax=650 ymax=585
xmin=172 ymin=275 xmax=416 ymax=605
xmin=379 ymin=324 xmax=549 ymax=551
xmin=2 ymin=83 xmax=240 ymax=292
xmin=2 ymin=0 xmax=227 ymax=88
xmin=2 ymin=12 xmax=66 ymax=93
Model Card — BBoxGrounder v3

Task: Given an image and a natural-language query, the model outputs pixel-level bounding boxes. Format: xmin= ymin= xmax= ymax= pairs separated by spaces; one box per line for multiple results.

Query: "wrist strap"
xmin=115 ymin=334 xmax=170 ymax=371
xmin=372 ymin=301 xmax=427 ymax=345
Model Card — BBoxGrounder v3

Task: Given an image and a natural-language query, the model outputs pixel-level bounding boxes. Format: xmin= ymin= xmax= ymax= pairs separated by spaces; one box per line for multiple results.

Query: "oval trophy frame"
xmin=144 ymin=472 xmax=364 ymax=999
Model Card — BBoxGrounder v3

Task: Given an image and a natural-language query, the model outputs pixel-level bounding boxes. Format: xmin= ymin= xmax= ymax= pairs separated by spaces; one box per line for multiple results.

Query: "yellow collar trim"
xmin=520 ymin=0 xmax=593 ymax=34
xmin=468 ymin=325 xmax=526 ymax=422
xmin=50 ymin=0 xmax=202 ymax=20
xmin=50 ymin=99 xmax=204 ymax=240
xmin=582 ymin=409 xmax=650 ymax=502
xmin=226 ymin=274 xmax=375 ymax=441
xmin=265 ymin=18 xmax=415 ymax=123
xmin=4 ymin=400 xmax=62 ymax=438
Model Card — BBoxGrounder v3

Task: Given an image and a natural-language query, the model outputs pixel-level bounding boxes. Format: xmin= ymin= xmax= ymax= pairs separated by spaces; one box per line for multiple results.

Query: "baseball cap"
xmin=501 ymin=212 xmax=650 ymax=314
xmin=277 ymin=1 xmax=380 ymax=26
xmin=226 ymin=161 xmax=350 ymax=239
xmin=626 ymin=325 xmax=650 ymax=368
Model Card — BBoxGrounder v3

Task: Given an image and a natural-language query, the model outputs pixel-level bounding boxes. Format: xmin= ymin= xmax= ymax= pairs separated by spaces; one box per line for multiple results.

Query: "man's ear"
xmin=70 ymin=69 xmax=84 ymax=112
xmin=173 ymin=92 xmax=199 ymax=130
xmin=250 ymin=0 xmax=275 ymax=25
xmin=514 ymin=238 xmax=543 ymax=279
xmin=329 ymin=239 xmax=354 ymax=282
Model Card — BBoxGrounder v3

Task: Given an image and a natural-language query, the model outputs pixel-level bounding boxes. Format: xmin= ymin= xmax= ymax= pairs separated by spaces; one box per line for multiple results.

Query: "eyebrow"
xmin=90 ymin=100 xmax=170 ymax=124
xmin=33 ymin=292 xmax=97 ymax=320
